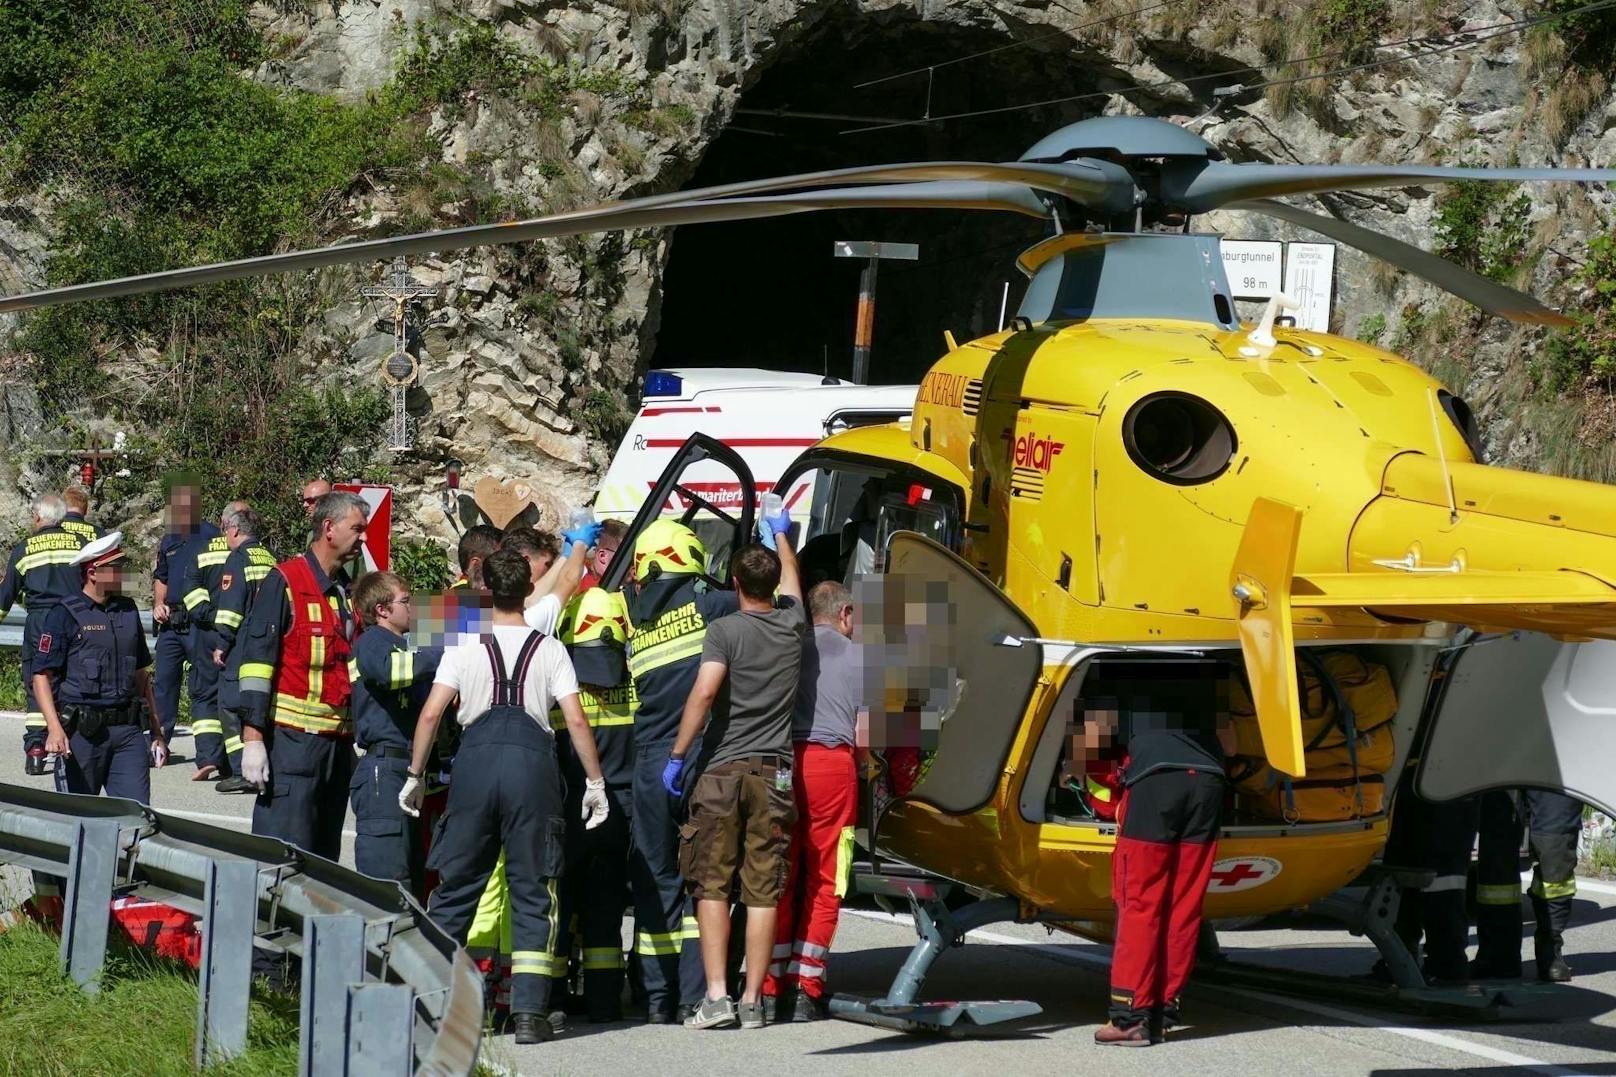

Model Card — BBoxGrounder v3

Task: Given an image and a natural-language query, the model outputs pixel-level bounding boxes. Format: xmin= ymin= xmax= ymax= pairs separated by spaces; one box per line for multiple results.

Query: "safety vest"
xmin=270 ymin=555 xmax=355 ymax=737
xmin=55 ymin=593 xmax=144 ymax=707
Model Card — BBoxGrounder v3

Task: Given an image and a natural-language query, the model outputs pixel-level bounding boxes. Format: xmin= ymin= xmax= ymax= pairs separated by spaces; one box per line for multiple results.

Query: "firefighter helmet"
xmin=632 ymin=518 xmax=706 ymax=581
xmin=559 ymin=587 xmax=631 ymax=685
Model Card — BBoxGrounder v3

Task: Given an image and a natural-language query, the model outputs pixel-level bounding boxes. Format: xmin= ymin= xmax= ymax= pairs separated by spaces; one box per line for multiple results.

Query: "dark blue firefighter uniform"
xmin=1474 ymin=789 xmax=1584 ymax=980
xmin=427 ymin=633 xmax=567 ymax=1016
xmin=60 ymin=512 xmax=103 ymax=545
xmin=179 ymin=532 xmax=233 ymax=772
xmin=34 ymin=592 xmax=154 ymax=803
xmin=625 ymin=577 xmax=739 ymax=1018
xmin=351 ymin=625 xmax=442 ymax=896
xmin=153 ymin=523 xmax=218 ymax=741
xmin=213 ymin=539 xmax=278 ymax=778
xmin=1382 ymin=766 xmax=1478 ymax=982
xmin=0 ymin=524 xmax=90 ymax=762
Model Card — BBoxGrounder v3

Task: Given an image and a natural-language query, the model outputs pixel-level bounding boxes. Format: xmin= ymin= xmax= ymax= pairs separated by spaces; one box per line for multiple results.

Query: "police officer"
xmin=32 ymin=532 xmax=169 ymax=802
xmin=60 ymin=487 xmax=102 ymax=544
xmin=208 ymin=509 xmax=277 ymax=794
xmin=0 ymin=494 xmax=91 ymax=773
xmin=1473 ymin=789 xmax=1584 ymax=982
xmin=152 ymin=477 xmax=214 ymax=744
xmin=549 ymin=586 xmax=637 ymax=1022
xmin=178 ymin=501 xmax=243 ymax=781
xmin=623 ymin=518 xmax=740 ymax=1024
xmin=237 ymin=491 xmax=368 ymax=859
xmin=402 ymin=548 xmax=611 ymax=1045
xmin=350 ymin=569 xmax=442 ymax=897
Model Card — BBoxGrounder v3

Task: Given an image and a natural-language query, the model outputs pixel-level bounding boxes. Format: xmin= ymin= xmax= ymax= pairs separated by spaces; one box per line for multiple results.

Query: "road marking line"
xmin=845 ymin=909 xmax=1578 ymax=1075
xmin=159 ymin=807 xmax=358 ymax=839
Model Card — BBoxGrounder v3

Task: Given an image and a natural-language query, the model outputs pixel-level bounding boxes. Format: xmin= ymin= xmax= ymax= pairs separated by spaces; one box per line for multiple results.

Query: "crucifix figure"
xmin=361 ymin=257 xmax=438 ymax=451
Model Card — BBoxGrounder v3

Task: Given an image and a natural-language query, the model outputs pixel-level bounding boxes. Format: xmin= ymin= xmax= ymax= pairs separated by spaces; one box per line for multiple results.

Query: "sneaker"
xmin=684 ymin=995 xmax=737 ymax=1029
xmin=1094 ymin=1020 xmax=1151 ymax=1047
xmin=737 ymin=1000 xmax=765 ymax=1029
xmin=790 ymin=992 xmax=827 ymax=1023
xmin=512 ymin=1012 xmax=552 ymax=1044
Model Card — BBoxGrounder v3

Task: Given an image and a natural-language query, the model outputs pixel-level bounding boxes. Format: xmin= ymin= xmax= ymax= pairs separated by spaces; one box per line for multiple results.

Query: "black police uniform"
xmin=351 ymin=625 xmax=442 ymax=896
xmin=212 ymin=539 xmax=278 ymax=780
xmin=34 ymin=591 xmax=154 ymax=803
xmin=1474 ymin=789 xmax=1584 ymax=980
xmin=548 ymin=662 xmax=636 ymax=1019
xmin=428 ymin=632 xmax=568 ymax=1018
xmin=152 ymin=522 xmax=218 ymax=741
xmin=179 ymin=532 xmax=233 ymax=772
xmin=0 ymin=523 xmax=90 ymax=765
xmin=625 ymin=576 xmax=739 ymax=1019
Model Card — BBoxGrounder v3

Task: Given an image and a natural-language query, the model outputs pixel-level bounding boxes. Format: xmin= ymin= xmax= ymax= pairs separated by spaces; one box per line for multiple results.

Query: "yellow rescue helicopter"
xmin=5 ymin=114 xmax=1616 ymax=1031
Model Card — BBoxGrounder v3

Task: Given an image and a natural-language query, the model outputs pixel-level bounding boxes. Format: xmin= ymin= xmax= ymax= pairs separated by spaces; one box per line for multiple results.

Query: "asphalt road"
xmin=3 ymin=716 xmax=1614 ymax=1076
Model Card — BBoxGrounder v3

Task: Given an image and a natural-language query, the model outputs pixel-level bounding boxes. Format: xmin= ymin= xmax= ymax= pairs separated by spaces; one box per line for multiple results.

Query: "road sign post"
xmin=834 ymin=240 xmax=919 ymax=384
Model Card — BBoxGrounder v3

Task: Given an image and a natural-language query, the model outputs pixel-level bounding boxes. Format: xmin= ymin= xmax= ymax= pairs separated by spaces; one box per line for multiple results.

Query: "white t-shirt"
xmin=525 ymin=592 xmax=562 ymax=634
xmin=433 ymin=623 xmax=578 ymax=729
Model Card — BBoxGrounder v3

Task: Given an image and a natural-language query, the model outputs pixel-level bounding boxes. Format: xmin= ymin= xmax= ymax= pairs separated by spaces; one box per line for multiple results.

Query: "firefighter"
xmin=1473 ymin=789 xmax=1583 ymax=982
xmin=1091 ymin=663 xmax=1234 ymax=1046
xmin=178 ymin=501 xmax=245 ymax=781
xmin=236 ymin=491 xmax=368 ymax=859
xmin=624 ymin=518 xmax=740 ymax=1024
xmin=548 ymin=586 xmax=637 ymax=1022
xmin=60 ymin=487 xmax=102 ymax=543
xmin=1377 ymin=770 xmax=1478 ymax=985
xmin=152 ymin=478 xmax=215 ymax=745
xmin=209 ymin=510 xmax=277 ymax=794
xmin=350 ymin=570 xmax=442 ymax=897
xmin=402 ymin=548 xmax=611 ymax=1045
xmin=0 ymin=494 xmax=90 ymax=774
xmin=33 ymin=531 xmax=168 ymax=802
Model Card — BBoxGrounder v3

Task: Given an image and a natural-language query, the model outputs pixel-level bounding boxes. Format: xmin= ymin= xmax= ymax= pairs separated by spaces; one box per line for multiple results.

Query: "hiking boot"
xmin=790 ymin=992 xmax=827 ymax=1023
xmin=1094 ymin=1020 xmax=1151 ymax=1046
xmin=737 ymin=999 xmax=765 ymax=1029
xmin=512 ymin=1012 xmax=552 ymax=1044
xmin=24 ymin=748 xmax=46 ymax=776
xmin=684 ymin=995 xmax=737 ymax=1029
xmin=1161 ymin=998 xmax=1184 ymax=1031
xmin=216 ymin=776 xmax=255 ymax=794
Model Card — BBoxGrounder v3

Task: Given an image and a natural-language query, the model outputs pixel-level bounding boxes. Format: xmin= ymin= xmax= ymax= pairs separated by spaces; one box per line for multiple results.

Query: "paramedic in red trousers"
xmin=761 ymin=580 xmax=861 ymax=1022
xmin=1090 ymin=663 xmax=1235 ymax=1046
xmin=236 ymin=491 xmax=368 ymax=860
xmin=401 ymin=549 xmax=611 ymax=1045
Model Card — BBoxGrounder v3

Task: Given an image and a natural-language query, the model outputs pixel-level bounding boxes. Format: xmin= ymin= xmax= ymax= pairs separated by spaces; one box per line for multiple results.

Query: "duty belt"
xmin=364 ymin=744 xmax=413 ymax=762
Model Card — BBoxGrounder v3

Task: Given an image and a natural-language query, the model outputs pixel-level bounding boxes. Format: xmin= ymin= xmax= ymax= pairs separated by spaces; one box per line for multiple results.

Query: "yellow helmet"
xmin=632 ymin=518 xmax=706 ymax=581
xmin=558 ymin=587 xmax=631 ymax=684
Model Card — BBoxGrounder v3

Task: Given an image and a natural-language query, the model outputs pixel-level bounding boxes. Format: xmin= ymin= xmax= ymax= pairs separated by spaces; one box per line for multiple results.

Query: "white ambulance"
xmin=594 ymin=367 xmax=916 ymax=546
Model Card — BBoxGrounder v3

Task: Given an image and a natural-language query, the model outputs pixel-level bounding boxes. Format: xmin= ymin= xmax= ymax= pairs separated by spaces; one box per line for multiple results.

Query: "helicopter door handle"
xmin=1232 ymin=576 xmax=1268 ymax=609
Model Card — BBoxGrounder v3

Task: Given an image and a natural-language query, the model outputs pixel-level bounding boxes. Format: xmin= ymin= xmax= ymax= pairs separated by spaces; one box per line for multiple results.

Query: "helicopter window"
xmin=1437 ymin=389 xmax=1485 ymax=461
xmin=1122 ymin=392 xmax=1237 ymax=486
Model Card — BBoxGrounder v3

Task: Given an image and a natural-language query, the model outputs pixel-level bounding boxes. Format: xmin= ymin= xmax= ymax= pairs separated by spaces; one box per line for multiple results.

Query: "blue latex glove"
xmin=662 ymin=756 xmax=686 ymax=798
xmin=757 ymin=506 xmax=792 ymax=551
xmin=562 ymin=520 xmax=603 ymax=557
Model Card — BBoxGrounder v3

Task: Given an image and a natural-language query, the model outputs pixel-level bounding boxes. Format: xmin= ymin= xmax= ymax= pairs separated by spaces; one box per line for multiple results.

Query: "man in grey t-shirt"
xmin=666 ymin=512 xmax=806 ymax=1030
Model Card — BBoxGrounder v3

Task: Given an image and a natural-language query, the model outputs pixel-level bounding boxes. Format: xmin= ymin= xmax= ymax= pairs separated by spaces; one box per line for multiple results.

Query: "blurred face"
xmin=168 ymin=486 xmax=199 ymax=530
xmin=321 ymin=508 xmax=367 ymax=560
xmin=377 ymin=586 xmax=413 ymax=633
xmin=302 ymin=479 xmax=331 ymax=518
xmin=88 ymin=560 xmax=125 ymax=595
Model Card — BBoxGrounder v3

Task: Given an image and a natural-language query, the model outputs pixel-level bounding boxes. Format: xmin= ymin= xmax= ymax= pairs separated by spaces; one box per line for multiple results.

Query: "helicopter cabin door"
xmin=1417 ymin=632 xmax=1616 ymax=817
xmin=600 ymin=433 xmax=756 ymax=593
xmin=875 ymin=531 xmax=1044 ymax=815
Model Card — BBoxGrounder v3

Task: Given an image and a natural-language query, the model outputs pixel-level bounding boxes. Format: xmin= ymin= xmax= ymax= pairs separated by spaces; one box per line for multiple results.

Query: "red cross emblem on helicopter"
xmin=1207 ymin=856 xmax=1282 ymax=892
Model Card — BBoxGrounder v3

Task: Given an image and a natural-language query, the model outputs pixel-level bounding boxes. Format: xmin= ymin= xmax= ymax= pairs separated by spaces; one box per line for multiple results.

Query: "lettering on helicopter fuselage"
xmin=1001 ymin=429 xmax=1066 ymax=473
xmin=918 ymin=371 xmax=970 ymax=409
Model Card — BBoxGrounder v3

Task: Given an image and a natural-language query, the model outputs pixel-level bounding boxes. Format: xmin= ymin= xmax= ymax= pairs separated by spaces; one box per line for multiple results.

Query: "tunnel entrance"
xmin=649 ymin=11 xmax=1132 ymax=386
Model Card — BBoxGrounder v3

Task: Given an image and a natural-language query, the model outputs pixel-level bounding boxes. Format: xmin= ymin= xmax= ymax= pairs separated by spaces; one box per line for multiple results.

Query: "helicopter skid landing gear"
xmin=829 ymin=892 xmax=1043 ymax=1035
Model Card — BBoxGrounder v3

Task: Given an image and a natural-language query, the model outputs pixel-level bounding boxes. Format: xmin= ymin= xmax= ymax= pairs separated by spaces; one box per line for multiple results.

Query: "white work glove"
xmin=400 ymin=773 xmax=424 ymax=818
xmin=240 ymin=740 xmax=270 ymax=791
xmin=581 ymin=777 xmax=610 ymax=830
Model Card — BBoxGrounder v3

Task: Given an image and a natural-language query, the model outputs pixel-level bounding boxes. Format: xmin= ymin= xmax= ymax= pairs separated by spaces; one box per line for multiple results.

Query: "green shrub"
xmin=392 ymin=537 xmax=452 ymax=593
xmin=1433 ymin=181 xmax=1532 ymax=283
xmin=1355 ymin=312 xmax=1387 ymax=345
xmin=1531 ymin=232 xmax=1616 ymax=392
xmin=1312 ymin=0 xmax=1390 ymax=63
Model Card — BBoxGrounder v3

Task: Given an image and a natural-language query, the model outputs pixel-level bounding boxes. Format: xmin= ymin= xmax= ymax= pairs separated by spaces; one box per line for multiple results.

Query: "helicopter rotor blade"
xmin=1171 ymin=161 xmax=1616 ymax=214
xmin=0 ymin=179 xmax=1056 ymax=315
xmin=1229 ymin=198 xmax=1572 ymax=328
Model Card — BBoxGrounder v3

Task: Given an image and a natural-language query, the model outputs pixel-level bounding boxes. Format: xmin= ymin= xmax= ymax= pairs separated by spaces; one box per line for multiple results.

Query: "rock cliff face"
xmin=1 ymin=0 xmax=1612 ymax=549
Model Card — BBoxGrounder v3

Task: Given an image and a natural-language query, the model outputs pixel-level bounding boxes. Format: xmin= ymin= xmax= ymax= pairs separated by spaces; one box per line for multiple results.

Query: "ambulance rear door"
xmin=1417 ymin=631 xmax=1616 ymax=816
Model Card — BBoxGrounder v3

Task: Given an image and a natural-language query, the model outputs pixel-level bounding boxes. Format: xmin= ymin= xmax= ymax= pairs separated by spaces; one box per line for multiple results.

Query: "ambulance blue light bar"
xmin=643 ymin=371 xmax=683 ymax=397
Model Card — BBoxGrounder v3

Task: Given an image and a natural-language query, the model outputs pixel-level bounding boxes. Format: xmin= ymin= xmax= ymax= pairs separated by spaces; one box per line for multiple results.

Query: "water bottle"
xmin=567 ymin=505 xmax=596 ymax=533
xmin=761 ymin=492 xmax=784 ymax=521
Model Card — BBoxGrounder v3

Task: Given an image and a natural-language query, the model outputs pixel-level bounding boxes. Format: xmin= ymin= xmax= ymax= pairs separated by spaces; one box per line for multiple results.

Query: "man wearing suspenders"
xmin=403 ymin=549 xmax=611 ymax=1045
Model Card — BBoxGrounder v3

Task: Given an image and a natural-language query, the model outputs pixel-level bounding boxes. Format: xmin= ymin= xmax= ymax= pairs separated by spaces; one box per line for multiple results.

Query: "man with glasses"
xmin=301 ymin=478 xmax=332 ymax=520
xmin=580 ymin=519 xmax=626 ymax=593
xmin=350 ymin=570 xmax=443 ymax=896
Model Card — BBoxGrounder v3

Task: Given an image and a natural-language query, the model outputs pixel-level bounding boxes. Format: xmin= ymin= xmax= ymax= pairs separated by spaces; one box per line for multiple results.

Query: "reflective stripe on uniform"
xmin=15 ymin=549 xmax=81 ymax=572
xmin=1424 ymin=874 xmax=1468 ymax=893
xmin=183 ymin=588 xmax=210 ymax=610
xmin=197 ymin=551 xmax=230 ymax=567
xmin=1530 ymin=874 xmax=1577 ymax=900
xmin=1086 ymin=776 xmax=1114 ymax=802
xmin=307 ymin=632 xmax=325 ymax=701
xmin=511 ymin=950 xmax=566 ymax=977
xmin=214 ymin=609 xmax=244 ymax=629
xmin=835 ymin=825 xmax=855 ymax=899
xmin=244 ymin=565 xmax=273 ymax=581
xmin=190 ymin=719 xmax=223 ymax=736
xmin=636 ymin=930 xmax=684 ymax=956
xmin=389 ymin=649 xmax=414 ymax=689
xmin=271 ymin=694 xmax=350 ymax=734
xmin=24 ymin=712 xmax=45 ymax=730
xmin=626 ymin=633 xmax=705 ymax=680
xmin=239 ymin=662 xmax=275 ymax=682
xmin=224 ymin=736 xmax=244 ymax=755
xmin=681 ymin=915 xmax=699 ymax=940
xmin=1476 ymin=883 xmax=1522 ymax=906
xmin=583 ymin=947 xmax=623 ymax=970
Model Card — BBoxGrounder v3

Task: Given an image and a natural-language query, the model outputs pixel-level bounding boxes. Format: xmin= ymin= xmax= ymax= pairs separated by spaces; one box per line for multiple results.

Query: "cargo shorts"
xmin=679 ymin=754 xmax=797 ymax=907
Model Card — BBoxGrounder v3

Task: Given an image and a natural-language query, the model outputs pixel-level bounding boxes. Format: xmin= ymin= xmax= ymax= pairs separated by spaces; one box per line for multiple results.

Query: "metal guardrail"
xmin=0 ymin=606 xmax=158 ymax=650
xmin=0 ymin=781 xmax=482 ymax=1075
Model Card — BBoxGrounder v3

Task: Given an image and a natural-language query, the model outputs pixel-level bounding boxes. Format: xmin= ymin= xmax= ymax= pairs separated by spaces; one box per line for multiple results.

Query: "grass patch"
xmin=0 ymin=917 xmax=298 ymax=1075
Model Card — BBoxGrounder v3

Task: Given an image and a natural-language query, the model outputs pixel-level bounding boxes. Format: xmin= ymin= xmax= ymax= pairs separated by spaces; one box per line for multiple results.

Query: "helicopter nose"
xmin=1347 ymin=451 xmax=1616 ymax=586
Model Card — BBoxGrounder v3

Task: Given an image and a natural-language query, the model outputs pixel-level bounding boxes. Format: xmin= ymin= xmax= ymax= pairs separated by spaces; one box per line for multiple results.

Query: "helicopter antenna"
xmin=1427 ymin=388 xmax=1460 ymax=525
xmin=997 ymin=281 xmax=1009 ymax=331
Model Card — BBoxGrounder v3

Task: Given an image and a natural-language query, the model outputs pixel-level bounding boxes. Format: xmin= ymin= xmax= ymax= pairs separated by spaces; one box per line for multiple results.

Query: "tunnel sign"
xmin=1207 ymin=855 xmax=1282 ymax=892
xmin=1220 ymin=240 xmax=1283 ymax=299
